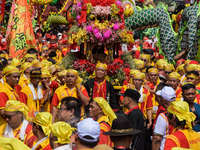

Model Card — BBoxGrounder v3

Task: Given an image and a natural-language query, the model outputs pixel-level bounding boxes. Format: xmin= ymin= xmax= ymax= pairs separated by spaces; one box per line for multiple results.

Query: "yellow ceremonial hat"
xmin=67 ymin=69 xmax=83 ymax=84
xmin=41 ymin=66 xmax=51 ymax=72
xmin=130 ymin=69 xmax=135 ymax=75
xmin=135 ymin=59 xmax=144 ymax=69
xmin=20 ymin=62 xmax=32 ymax=74
xmin=11 ymin=58 xmax=21 ymax=67
xmin=31 ymin=59 xmax=40 ymax=67
xmin=186 ymin=64 xmax=197 ymax=72
xmin=140 ymin=54 xmax=150 ymax=59
xmin=41 ymin=71 xmax=51 ymax=78
xmin=51 ymin=122 xmax=76 ymax=144
xmin=93 ymin=97 xmax=117 ymax=125
xmin=140 ymin=54 xmax=150 ymax=61
xmin=148 ymin=67 xmax=158 ymax=74
xmin=132 ymin=71 xmax=145 ymax=80
xmin=58 ymin=70 xmax=67 ymax=77
xmin=195 ymin=65 xmax=200 ymax=71
xmin=33 ymin=112 xmax=52 ymax=136
xmin=187 ymin=72 xmax=198 ymax=80
xmin=41 ymin=59 xmax=52 ymax=67
xmin=155 ymin=59 xmax=167 ymax=69
xmin=176 ymin=64 xmax=184 ymax=72
xmin=168 ymin=72 xmax=181 ymax=80
xmin=0 ymin=137 xmax=31 ymax=150
xmin=3 ymin=65 xmax=20 ymax=76
xmin=168 ymin=101 xmax=196 ymax=129
xmin=96 ymin=63 xmax=107 ymax=70
xmin=24 ymin=54 xmax=36 ymax=60
xmin=4 ymin=100 xmax=31 ymax=121
xmin=164 ymin=63 xmax=174 ymax=71
xmin=184 ymin=60 xmax=191 ymax=65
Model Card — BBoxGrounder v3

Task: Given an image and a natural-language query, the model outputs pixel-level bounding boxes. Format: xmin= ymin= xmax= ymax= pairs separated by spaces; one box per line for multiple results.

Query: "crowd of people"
xmin=0 ymin=31 xmax=200 ymax=150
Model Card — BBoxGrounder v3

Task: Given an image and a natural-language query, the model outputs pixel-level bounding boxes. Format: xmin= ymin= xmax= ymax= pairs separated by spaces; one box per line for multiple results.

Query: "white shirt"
xmin=154 ymin=113 xmax=169 ymax=150
xmin=54 ymin=144 xmax=71 ymax=150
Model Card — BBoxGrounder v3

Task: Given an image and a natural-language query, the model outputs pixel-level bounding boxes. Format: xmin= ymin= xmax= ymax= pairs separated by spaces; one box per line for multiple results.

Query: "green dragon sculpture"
xmin=125 ymin=3 xmax=200 ymax=62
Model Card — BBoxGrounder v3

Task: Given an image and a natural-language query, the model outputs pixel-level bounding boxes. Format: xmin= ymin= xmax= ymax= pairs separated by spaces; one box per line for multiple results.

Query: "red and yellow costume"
xmin=164 ymin=101 xmax=200 ymax=150
xmin=168 ymin=72 xmax=182 ymax=100
xmin=0 ymin=100 xmax=37 ymax=148
xmin=0 ymin=66 xmax=20 ymax=109
xmin=0 ymin=66 xmax=20 ymax=126
xmin=32 ymin=112 xmax=52 ymax=150
xmin=18 ymin=62 xmax=33 ymax=90
xmin=146 ymin=68 xmax=160 ymax=119
xmin=120 ymin=70 xmax=153 ymax=117
xmin=93 ymin=97 xmax=116 ymax=147
xmin=19 ymin=85 xmax=43 ymax=113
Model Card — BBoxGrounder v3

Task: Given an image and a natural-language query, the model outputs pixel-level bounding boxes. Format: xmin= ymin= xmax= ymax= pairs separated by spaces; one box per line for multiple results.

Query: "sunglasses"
xmin=3 ymin=112 xmax=19 ymax=120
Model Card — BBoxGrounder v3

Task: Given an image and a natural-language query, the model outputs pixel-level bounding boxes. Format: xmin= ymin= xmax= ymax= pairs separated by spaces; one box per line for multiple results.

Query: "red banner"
xmin=0 ymin=0 xmax=5 ymax=23
xmin=6 ymin=0 xmax=36 ymax=58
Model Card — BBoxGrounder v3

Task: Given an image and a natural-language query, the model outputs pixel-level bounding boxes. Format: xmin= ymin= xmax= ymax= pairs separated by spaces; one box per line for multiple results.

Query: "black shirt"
xmin=127 ymin=107 xmax=146 ymax=150
xmin=84 ymin=78 xmax=120 ymax=115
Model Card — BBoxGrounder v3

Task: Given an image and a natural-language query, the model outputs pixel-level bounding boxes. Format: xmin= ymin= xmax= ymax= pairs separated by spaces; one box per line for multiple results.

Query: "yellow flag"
xmin=6 ymin=0 xmax=36 ymax=58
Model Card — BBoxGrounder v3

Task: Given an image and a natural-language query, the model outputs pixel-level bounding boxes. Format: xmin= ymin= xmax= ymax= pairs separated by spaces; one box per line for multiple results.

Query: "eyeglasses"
xmin=3 ymin=112 xmax=19 ymax=120
xmin=58 ymin=107 xmax=68 ymax=111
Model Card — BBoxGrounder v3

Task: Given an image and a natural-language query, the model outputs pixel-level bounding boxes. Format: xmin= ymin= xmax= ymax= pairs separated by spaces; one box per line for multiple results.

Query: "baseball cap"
xmin=156 ymin=86 xmax=176 ymax=101
xmin=119 ymin=89 xmax=140 ymax=102
xmin=77 ymin=118 xmax=100 ymax=142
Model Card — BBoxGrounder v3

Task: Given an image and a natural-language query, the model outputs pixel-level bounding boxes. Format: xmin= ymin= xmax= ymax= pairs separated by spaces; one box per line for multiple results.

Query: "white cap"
xmin=57 ymin=33 xmax=62 ymax=37
xmin=156 ymin=86 xmax=176 ymax=101
xmin=77 ymin=118 xmax=100 ymax=142
xmin=1 ymin=38 xmax=6 ymax=43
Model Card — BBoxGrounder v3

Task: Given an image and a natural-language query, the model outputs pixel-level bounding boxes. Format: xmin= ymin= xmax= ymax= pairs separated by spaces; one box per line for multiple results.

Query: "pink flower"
xmin=115 ymin=0 xmax=121 ymax=5
xmin=113 ymin=23 xmax=119 ymax=31
xmin=93 ymin=29 xmax=99 ymax=34
xmin=103 ymin=31 xmax=110 ymax=39
xmin=87 ymin=26 xmax=93 ymax=32
xmin=77 ymin=2 xmax=82 ymax=7
xmin=76 ymin=15 xmax=80 ymax=20
xmin=100 ymin=37 xmax=105 ymax=42
xmin=95 ymin=33 xmax=102 ymax=40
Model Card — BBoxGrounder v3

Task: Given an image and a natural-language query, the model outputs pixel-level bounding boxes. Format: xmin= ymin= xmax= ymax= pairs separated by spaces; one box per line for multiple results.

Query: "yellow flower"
xmin=90 ymin=15 xmax=95 ymax=19
xmin=105 ymin=75 xmax=110 ymax=82
xmin=87 ymin=3 xmax=92 ymax=13
xmin=72 ymin=34 xmax=76 ymax=40
xmin=68 ymin=36 xmax=73 ymax=44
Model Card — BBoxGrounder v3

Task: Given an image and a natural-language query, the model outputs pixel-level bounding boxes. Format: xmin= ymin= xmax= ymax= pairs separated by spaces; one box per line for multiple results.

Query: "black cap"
xmin=119 ymin=89 xmax=140 ymax=102
xmin=30 ymin=68 xmax=41 ymax=77
xmin=143 ymin=48 xmax=154 ymax=55
xmin=47 ymin=58 xmax=56 ymax=64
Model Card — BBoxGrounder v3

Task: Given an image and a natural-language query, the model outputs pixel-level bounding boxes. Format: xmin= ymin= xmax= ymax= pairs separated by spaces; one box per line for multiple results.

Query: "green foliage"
xmin=61 ymin=52 xmax=76 ymax=69
xmin=120 ymin=52 xmax=135 ymax=69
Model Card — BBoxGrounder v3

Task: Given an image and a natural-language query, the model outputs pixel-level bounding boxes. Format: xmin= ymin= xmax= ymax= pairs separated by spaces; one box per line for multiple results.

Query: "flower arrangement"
xmin=68 ymin=0 xmax=134 ymax=46
xmin=62 ymin=52 xmax=135 ymax=86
